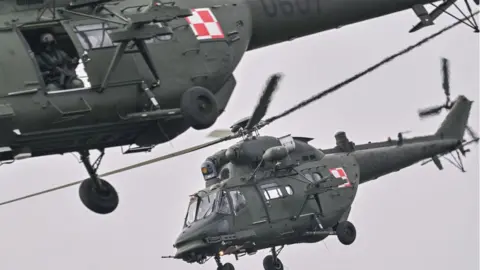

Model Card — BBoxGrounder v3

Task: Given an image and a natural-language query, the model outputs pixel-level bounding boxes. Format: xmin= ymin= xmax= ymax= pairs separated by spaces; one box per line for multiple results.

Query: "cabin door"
xmin=258 ymin=181 xmax=292 ymax=222
xmin=18 ymin=21 xmax=91 ymax=91
xmin=0 ymin=28 xmax=43 ymax=94
xmin=227 ymin=186 xmax=267 ymax=229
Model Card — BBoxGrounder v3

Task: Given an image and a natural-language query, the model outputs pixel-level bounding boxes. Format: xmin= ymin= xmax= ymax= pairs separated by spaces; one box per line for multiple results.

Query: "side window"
xmin=262 ymin=185 xmax=283 ymax=200
xmin=261 ymin=184 xmax=294 ymax=201
xmin=285 ymin=185 xmax=294 ymax=195
xmin=74 ymin=23 xmax=115 ymax=50
xmin=304 ymin=173 xmax=313 ymax=182
xmin=312 ymin=173 xmax=322 ymax=181
xmin=229 ymin=190 xmax=246 ymax=214
xmin=217 ymin=192 xmax=231 ymax=214
xmin=220 ymin=168 xmax=230 ymax=180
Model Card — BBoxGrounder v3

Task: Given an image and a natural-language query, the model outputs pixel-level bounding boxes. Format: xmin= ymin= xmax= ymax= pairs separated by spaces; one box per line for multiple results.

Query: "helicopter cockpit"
xmin=184 ymin=189 xmax=220 ymax=227
xmin=184 ymin=186 xmax=241 ymax=227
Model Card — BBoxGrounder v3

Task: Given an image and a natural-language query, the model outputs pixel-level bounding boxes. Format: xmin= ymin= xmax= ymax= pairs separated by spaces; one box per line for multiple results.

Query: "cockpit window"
xmin=217 ymin=191 xmax=231 ymax=214
xmin=185 ymin=196 xmax=197 ymax=226
xmin=229 ymin=190 xmax=246 ymax=214
xmin=183 ymin=188 xmax=239 ymax=226
xmin=196 ymin=189 xmax=219 ymax=220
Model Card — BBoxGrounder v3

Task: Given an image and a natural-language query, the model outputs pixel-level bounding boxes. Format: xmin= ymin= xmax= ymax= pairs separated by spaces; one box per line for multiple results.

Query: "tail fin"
xmin=435 ymin=95 xmax=473 ymax=140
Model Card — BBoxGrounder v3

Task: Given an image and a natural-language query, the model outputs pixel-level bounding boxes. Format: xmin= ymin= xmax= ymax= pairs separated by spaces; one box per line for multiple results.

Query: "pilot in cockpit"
xmin=36 ymin=33 xmax=84 ymax=91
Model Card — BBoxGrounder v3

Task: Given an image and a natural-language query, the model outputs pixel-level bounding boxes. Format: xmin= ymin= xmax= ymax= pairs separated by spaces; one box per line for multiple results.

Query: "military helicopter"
xmin=0 ymin=0 xmax=478 ymax=215
xmin=146 ymin=58 xmax=476 ymax=270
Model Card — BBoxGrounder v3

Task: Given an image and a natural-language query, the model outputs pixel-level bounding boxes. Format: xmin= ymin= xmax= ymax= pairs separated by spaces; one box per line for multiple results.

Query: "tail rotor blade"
xmin=441 ymin=58 xmax=450 ymax=98
xmin=465 ymin=125 xmax=479 ymax=142
xmin=418 ymin=105 xmax=445 ymax=117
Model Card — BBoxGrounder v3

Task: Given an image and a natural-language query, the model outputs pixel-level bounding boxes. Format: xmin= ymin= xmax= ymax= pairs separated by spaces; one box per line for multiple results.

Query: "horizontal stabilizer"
xmin=432 ymin=155 xmax=443 ymax=170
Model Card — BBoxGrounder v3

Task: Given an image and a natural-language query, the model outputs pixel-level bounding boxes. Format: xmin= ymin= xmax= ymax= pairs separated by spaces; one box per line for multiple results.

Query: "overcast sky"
xmin=0 ymin=6 xmax=478 ymax=270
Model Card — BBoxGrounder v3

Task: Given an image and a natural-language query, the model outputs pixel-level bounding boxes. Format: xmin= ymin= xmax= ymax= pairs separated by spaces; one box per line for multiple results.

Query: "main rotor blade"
xmin=441 ymin=57 xmax=450 ymax=98
xmin=418 ymin=105 xmax=445 ymax=117
xmin=100 ymin=135 xmax=238 ymax=178
xmin=207 ymin=129 xmax=234 ymax=138
xmin=0 ymin=180 xmax=84 ymax=206
xmin=0 ymin=135 xmax=237 ymax=207
xmin=244 ymin=73 xmax=282 ymax=131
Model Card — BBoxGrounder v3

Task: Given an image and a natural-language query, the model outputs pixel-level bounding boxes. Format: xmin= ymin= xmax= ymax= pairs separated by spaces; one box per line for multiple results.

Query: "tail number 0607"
xmin=260 ymin=0 xmax=321 ymax=17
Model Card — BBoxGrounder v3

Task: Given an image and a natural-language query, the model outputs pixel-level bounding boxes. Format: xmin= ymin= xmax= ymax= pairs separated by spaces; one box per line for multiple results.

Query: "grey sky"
xmin=0 ymin=8 xmax=478 ymax=270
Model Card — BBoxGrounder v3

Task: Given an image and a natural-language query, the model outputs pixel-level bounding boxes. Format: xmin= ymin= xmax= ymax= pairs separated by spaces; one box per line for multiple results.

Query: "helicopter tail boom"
xmin=346 ymin=95 xmax=474 ymax=184
xmin=246 ymin=0 xmax=436 ymax=50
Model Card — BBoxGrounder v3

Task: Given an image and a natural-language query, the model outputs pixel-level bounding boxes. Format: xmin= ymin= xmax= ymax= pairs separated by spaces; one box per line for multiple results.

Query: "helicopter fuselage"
xmin=171 ymin=96 xmax=472 ymax=264
xmin=173 ymin=135 xmax=359 ymax=262
xmin=172 ymin=134 xmax=463 ymax=263
xmin=0 ymin=0 xmax=435 ymax=161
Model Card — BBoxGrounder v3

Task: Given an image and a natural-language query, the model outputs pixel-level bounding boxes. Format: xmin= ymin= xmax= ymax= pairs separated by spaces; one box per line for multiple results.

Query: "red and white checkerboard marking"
xmin=185 ymin=8 xmax=225 ymax=40
xmin=329 ymin=167 xmax=352 ymax=188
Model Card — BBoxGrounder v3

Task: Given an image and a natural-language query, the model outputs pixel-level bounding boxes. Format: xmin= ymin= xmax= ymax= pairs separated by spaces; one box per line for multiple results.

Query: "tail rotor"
xmin=418 ymin=58 xmax=454 ymax=117
xmin=418 ymin=57 xmax=478 ymax=170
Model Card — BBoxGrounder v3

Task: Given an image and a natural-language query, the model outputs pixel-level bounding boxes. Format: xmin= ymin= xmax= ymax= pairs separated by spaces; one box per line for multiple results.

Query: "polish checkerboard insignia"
xmin=185 ymin=8 xmax=225 ymax=40
xmin=329 ymin=167 xmax=353 ymax=188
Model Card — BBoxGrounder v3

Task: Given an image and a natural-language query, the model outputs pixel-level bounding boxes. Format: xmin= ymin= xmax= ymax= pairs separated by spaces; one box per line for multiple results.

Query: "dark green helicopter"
xmin=0 ymin=0 xmax=478 ymax=215
xmin=105 ymin=59 xmax=474 ymax=270
xmin=157 ymin=63 xmax=477 ymax=270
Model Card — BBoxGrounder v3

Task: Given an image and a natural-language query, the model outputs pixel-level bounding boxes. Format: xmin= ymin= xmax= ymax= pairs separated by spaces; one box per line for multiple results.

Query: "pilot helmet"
xmin=40 ymin=33 xmax=56 ymax=45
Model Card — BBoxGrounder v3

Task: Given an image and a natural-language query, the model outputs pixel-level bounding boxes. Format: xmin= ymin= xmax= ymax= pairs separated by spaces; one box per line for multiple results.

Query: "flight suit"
xmin=36 ymin=46 xmax=84 ymax=91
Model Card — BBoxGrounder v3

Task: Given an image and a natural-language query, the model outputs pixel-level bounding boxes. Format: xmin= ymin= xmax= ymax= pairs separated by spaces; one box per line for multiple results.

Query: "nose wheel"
xmin=78 ymin=150 xmax=119 ymax=214
xmin=214 ymin=255 xmax=235 ymax=270
xmin=263 ymin=246 xmax=284 ymax=270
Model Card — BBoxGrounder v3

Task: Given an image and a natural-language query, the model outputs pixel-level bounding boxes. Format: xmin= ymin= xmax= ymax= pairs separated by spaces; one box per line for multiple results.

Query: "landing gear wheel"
xmin=214 ymin=255 xmax=235 ymax=270
xmin=79 ymin=178 xmax=119 ymax=214
xmin=263 ymin=255 xmax=284 ymax=270
xmin=217 ymin=262 xmax=235 ymax=270
xmin=181 ymin=86 xmax=219 ymax=130
xmin=78 ymin=150 xmax=118 ymax=214
xmin=336 ymin=221 xmax=356 ymax=245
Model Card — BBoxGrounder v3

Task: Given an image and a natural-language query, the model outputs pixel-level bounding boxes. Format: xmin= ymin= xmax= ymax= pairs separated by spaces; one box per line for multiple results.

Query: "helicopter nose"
xmin=173 ymin=219 xmax=231 ymax=259
xmin=175 ymin=219 xmax=230 ymax=246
